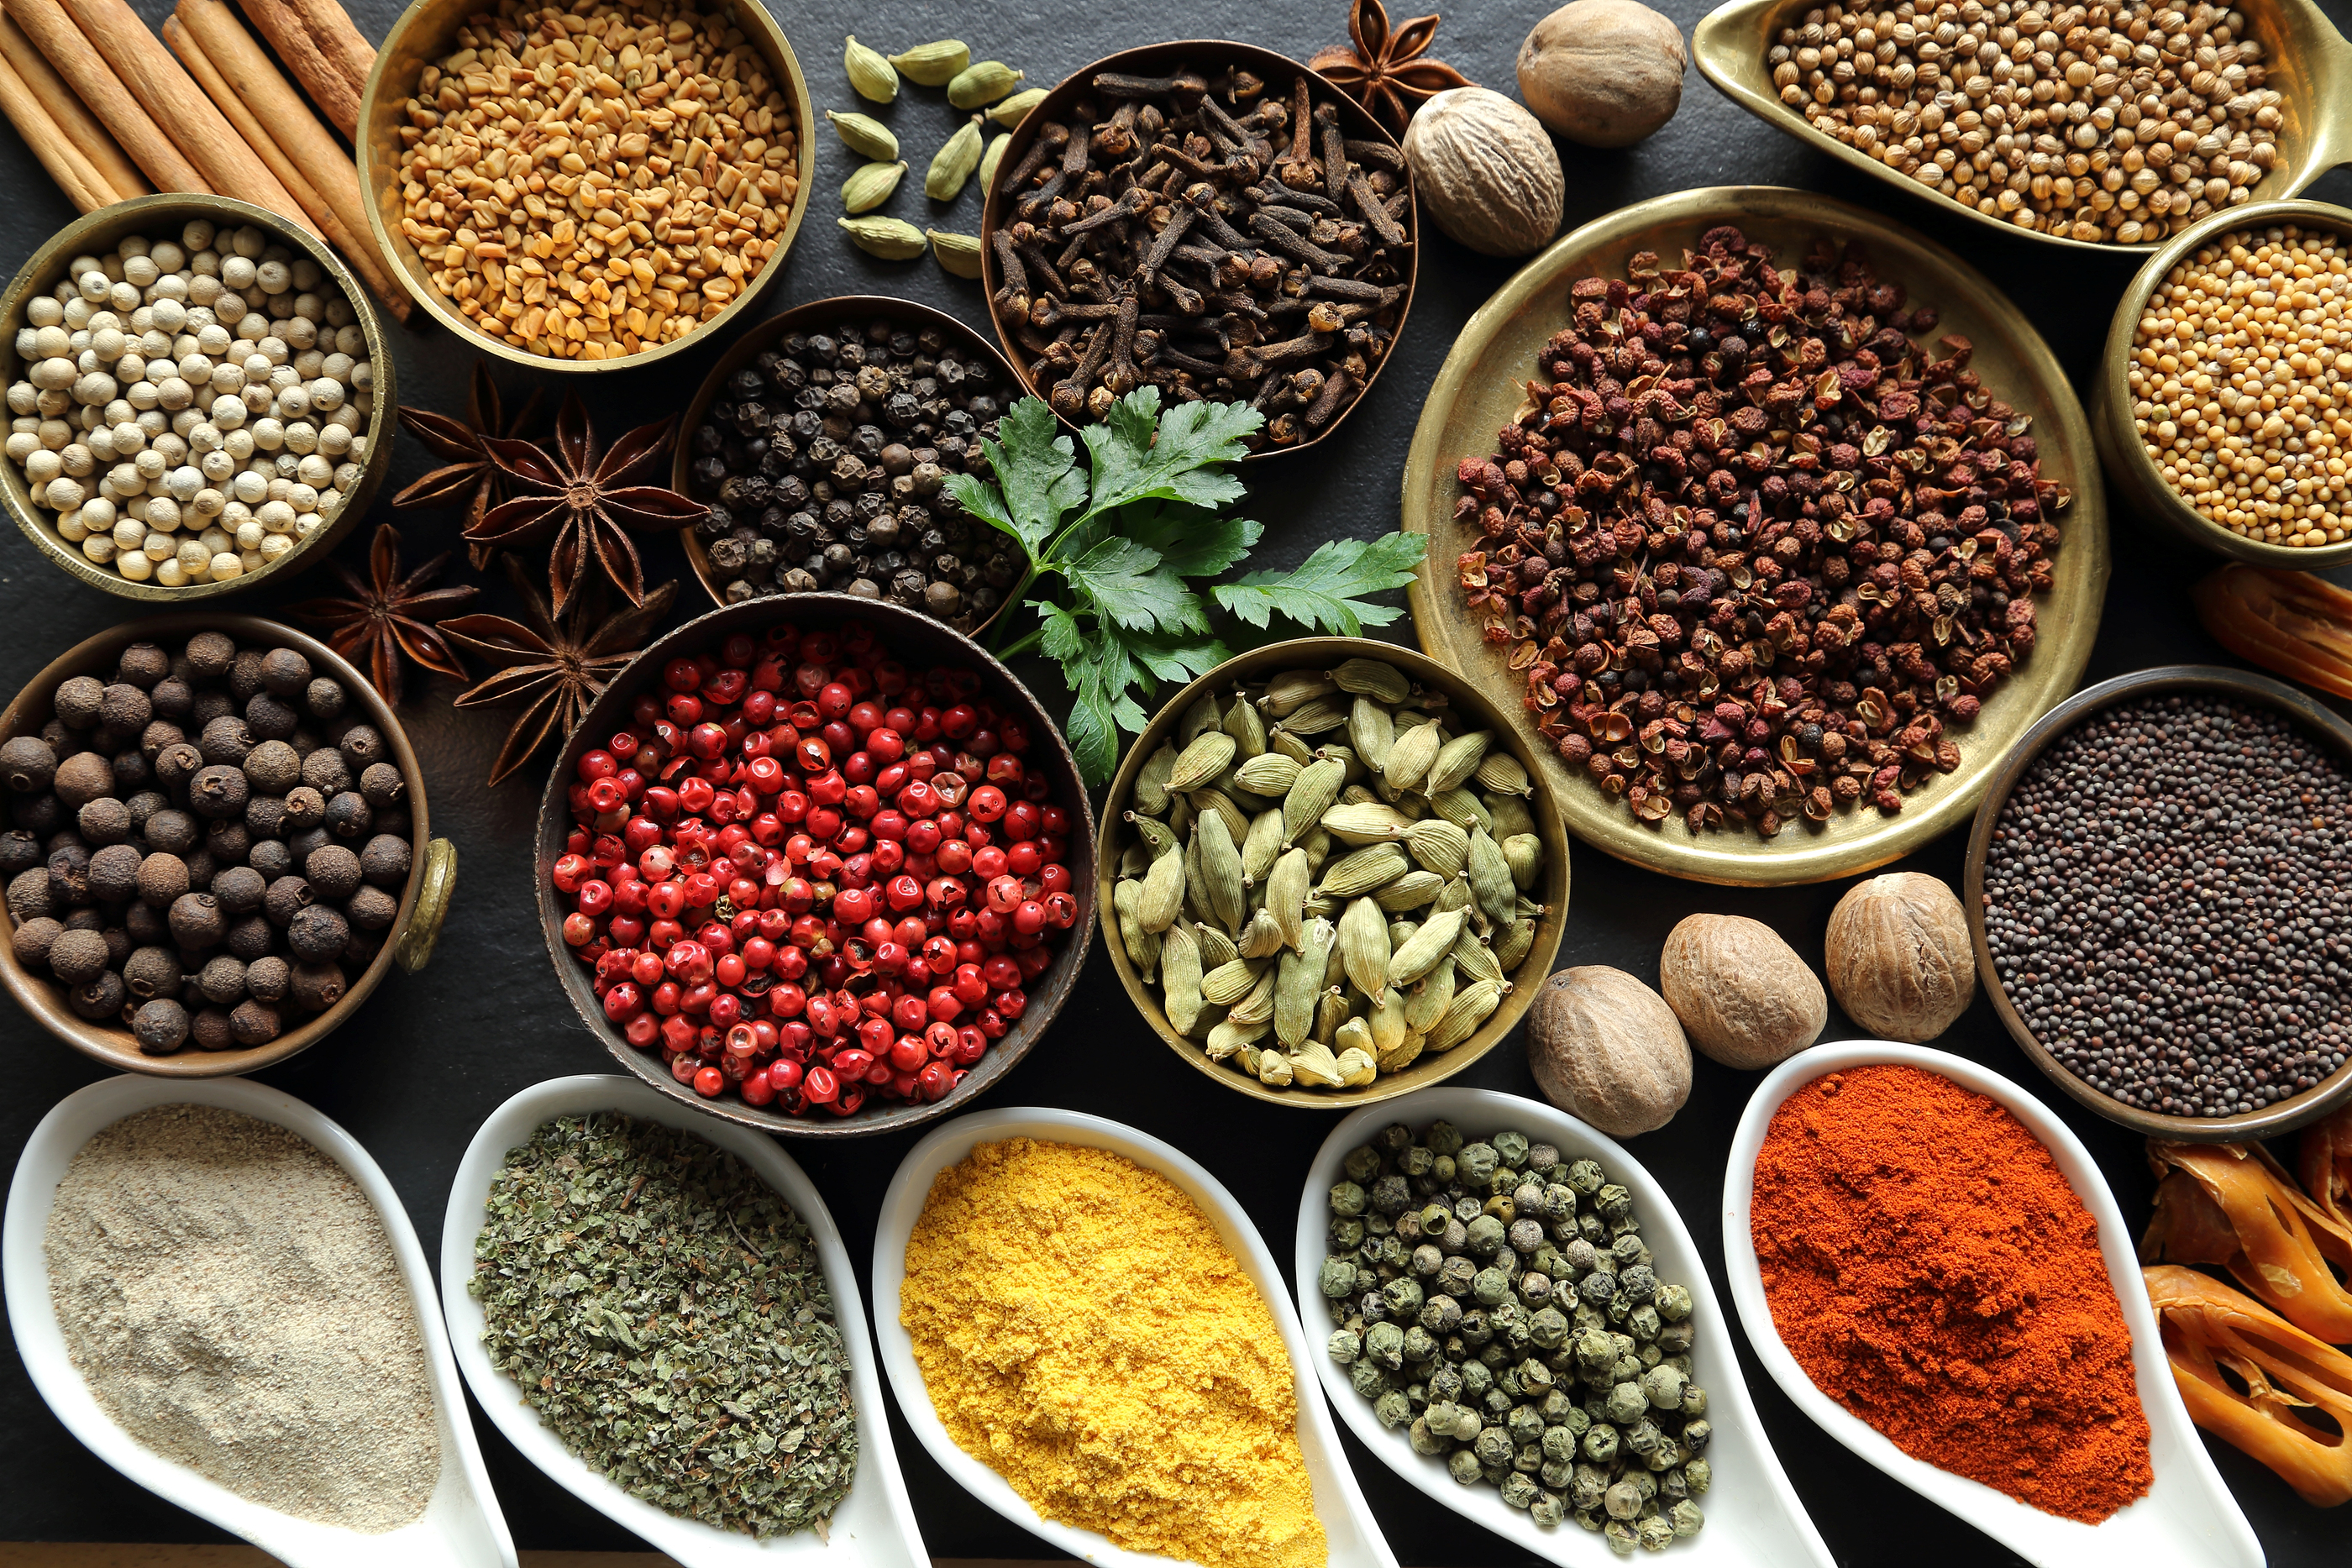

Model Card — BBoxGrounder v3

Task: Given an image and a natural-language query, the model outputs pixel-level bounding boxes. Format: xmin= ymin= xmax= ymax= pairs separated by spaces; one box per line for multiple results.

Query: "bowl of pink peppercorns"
xmin=535 ymin=594 xmax=1096 ymax=1136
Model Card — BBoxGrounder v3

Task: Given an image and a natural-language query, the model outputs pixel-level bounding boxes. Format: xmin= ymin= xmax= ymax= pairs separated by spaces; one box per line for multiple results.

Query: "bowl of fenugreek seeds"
xmin=358 ymin=0 xmax=815 ymax=372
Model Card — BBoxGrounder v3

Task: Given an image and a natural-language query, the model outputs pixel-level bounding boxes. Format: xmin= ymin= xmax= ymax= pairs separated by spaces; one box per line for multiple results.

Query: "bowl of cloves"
xmin=671 ymin=296 xmax=1027 ymax=637
xmin=977 ymin=41 xmax=1416 ymax=459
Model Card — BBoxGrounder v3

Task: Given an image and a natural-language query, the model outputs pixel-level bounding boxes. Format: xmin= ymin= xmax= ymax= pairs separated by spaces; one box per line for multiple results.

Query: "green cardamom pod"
xmin=1467 ymin=826 xmax=1518 ymax=927
xmin=1389 ymin=907 xmax=1466 ymax=990
xmin=1194 ymin=920 xmax=1241 ymax=971
xmin=946 ymin=59 xmax=1023 ymax=109
xmin=1348 ymin=695 xmax=1395 ymax=773
xmin=988 ymin=86 xmax=1048 ymax=127
xmin=1113 ymin=878 xmax=1159 ymax=984
xmin=1201 ymin=957 xmax=1264 ymax=1009
xmin=1376 ymin=1033 xmax=1424 ymax=1074
xmin=1315 ymin=984 xmax=1351 ymax=1045
xmin=1425 ymin=978 xmax=1503 ymax=1053
xmin=1266 ymin=847 xmax=1310 ymax=953
xmin=1237 ymin=906 xmax=1286 ymax=960
xmin=1133 ymin=741 xmax=1178 ymax=815
xmin=1241 ymin=808 xmax=1286 ymax=885
xmin=1196 ymin=808 xmax=1247 ymax=933
xmin=1117 ymin=839 xmax=1150 ymax=880
xmin=1277 ymin=696 xmax=1347 ymax=736
xmin=1404 ymin=817 xmax=1470 ymax=878
xmin=1494 ymin=915 xmax=1538 ymax=974
xmin=1125 ymin=810 xmax=1179 ymax=859
xmin=1476 ymin=751 xmax=1535 ymax=797
xmin=1336 ymin=1044 xmax=1379 ymax=1088
xmin=1315 ymin=742 xmax=1365 ymax=784
xmin=979 ymin=132 xmax=1009 ymax=193
xmin=1291 ymin=1040 xmax=1346 ymax=1088
xmin=1320 ymin=800 xmax=1415 ymax=845
xmin=1181 ymin=824 xmax=1206 ymax=927
xmin=825 ymin=109 xmax=900 ymax=161
xmin=1338 ymin=895 xmax=1392 ymax=1005
xmin=837 ymin=215 xmax=926 ymax=259
xmin=1274 ymin=916 xmax=1333 ymax=1048
xmin=1331 ymin=1016 xmax=1374 ymax=1062
xmin=841 ymin=160 xmax=906 ymax=214
xmin=1502 ymin=832 xmax=1546 ymax=892
xmin=1192 ymin=787 xmax=1251 ymax=848
xmin=1137 ymin=843 xmax=1185 ymax=933
xmin=1282 ymin=757 xmax=1347 ymax=847
xmin=1426 ymin=730 xmax=1496 ymax=795
xmin=1383 ymin=721 xmax=1443 ymax=793
xmin=1226 ymin=964 xmax=1280 ymax=1030
xmin=1434 ymin=875 xmax=1474 ymax=918
xmin=1373 ymin=868 xmax=1446 ymax=912
xmin=929 ymin=230 xmax=984 ymax=278
xmin=1386 ymin=916 xmax=1420 ymax=953
xmin=1261 ymin=670 xmax=1338 ymax=716
xmin=1160 ymin=921 xmax=1204 ymax=1037
xmin=1487 ymin=794 xmax=1538 ymax=841
xmin=1300 ymin=826 xmax=1332 ymax=872
xmin=1257 ymin=1046 xmax=1294 ymax=1088
xmin=1318 ymin=842 xmax=1409 ymax=899
xmin=1369 ymin=987 xmax=1409 ymax=1055
xmin=1332 ymin=657 xmax=1412 ymax=704
xmin=1403 ymin=957 xmax=1457 ymax=1033
xmin=1222 ymin=684 xmax=1269 ymax=758
xmin=1271 ymin=728 xmax=1316 ymax=766
xmin=925 ymin=114 xmax=984 ymax=201
xmin=1206 ymin=1016 xmax=1267 ymax=1061
xmin=1429 ymin=786 xmax=1492 ymax=834
xmin=1235 ymin=752 xmax=1303 ymax=798
xmin=886 ymin=39 xmax=969 ymax=86
xmin=1452 ymin=924 xmax=1506 ymax=989
xmin=843 ymin=34 xmax=898 ymax=102
xmin=1168 ymin=730 xmax=1236 ymax=794
xmin=1179 ymin=691 xmax=1222 ymax=745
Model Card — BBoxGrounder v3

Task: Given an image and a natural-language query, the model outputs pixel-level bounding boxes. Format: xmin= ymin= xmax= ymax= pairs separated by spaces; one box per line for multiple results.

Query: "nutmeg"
xmin=1525 ymin=965 xmax=1692 ymax=1135
xmin=1659 ymin=914 xmax=1826 ymax=1069
xmin=1825 ymin=873 xmax=1976 ymax=1041
xmin=1401 ymin=87 xmax=1564 ymax=258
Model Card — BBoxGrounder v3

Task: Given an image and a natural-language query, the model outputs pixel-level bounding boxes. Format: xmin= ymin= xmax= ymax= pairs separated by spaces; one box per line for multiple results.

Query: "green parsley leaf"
xmin=1214 ymin=533 xmax=1429 ymax=636
xmin=949 ymin=397 xmax=1085 ymax=556
xmin=1126 ymin=507 xmax=1263 ymax=580
xmin=1063 ymin=536 xmax=1210 ymax=635
xmin=1080 ymin=388 xmax=1260 ymax=517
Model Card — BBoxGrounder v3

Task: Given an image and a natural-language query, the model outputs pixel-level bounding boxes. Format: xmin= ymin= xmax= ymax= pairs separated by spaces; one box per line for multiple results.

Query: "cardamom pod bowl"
xmin=1692 ymin=0 xmax=2352 ymax=255
xmin=0 ymin=612 xmax=457 ymax=1078
xmin=1099 ymin=635 xmax=1571 ymax=1109
xmin=1962 ymin=663 xmax=2352 ymax=1141
xmin=355 ymin=0 xmax=815 ymax=375
xmin=0 ymin=194 xmax=395 ymax=601
xmin=2092 ymin=197 xmax=2352 ymax=569
xmin=531 ymin=594 xmax=1095 ymax=1139
xmin=1400 ymin=185 xmax=2108 ymax=888
xmin=668 ymin=293 xmax=1024 ymax=639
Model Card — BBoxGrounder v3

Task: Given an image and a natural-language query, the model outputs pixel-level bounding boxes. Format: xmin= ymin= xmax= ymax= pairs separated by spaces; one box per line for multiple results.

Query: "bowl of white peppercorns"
xmin=0 ymin=193 xmax=395 ymax=600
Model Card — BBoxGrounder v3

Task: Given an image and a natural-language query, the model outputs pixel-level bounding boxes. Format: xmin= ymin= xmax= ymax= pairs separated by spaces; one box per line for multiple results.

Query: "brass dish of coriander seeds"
xmin=1399 ymin=186 xmax=2108 ymax=889
xmin=1100 ymin=637 xmax=1570 ymax=1109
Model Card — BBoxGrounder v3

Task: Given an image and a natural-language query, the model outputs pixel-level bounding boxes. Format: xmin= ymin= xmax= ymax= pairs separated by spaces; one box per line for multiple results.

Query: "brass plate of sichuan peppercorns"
xmin=1399 ymin=186 xmax=2108 ymax=888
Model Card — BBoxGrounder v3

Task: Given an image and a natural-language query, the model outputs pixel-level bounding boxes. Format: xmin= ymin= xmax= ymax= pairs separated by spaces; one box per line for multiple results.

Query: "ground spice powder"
xmin=1750 ymin=1065 xmax=2152 ymax=1523
xmin=900 ymin=1138 xmax=1326 ymax=1568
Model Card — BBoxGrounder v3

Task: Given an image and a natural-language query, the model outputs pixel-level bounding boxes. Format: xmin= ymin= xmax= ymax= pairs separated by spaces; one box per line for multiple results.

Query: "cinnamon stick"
xmin=284 ymin=0 xmax=367 ymax=99
xmin=2 ymin=0 xmax=207 ymax=191
xmin=62 ymin=0 xmax=311 ymax=233
xmin=0 ymin=11 xmax=143 ymax=202
xmin=230 ymin=0 xmax=353 ymax=137
xmin=0 ymin=48 xmax=113 ymax=208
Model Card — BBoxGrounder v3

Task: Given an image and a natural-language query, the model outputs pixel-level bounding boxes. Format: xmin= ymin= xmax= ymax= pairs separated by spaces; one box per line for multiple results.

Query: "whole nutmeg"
xmin=1824 ymin=873 xmax=1976 ymax=1041
xmin=1518 ymin=0 xmax=1685 ymax=147
xmin=1659 ymin=914 xmax=1826 ymax=1069
xmin=1525 ymin=966 xmax=1692 ymax=1135
xmin=1401 ymin=87 xmax=1564 ymax=258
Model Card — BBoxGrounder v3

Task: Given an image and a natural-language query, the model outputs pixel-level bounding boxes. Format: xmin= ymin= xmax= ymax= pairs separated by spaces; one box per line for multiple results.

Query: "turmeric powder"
xmin=900 ymin=1138 xmax=1327 ymax=1568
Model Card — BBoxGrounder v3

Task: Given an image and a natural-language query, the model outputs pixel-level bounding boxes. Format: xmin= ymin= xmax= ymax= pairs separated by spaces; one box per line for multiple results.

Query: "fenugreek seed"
xmin=988 ymin=87 xmax=1048 ymax=128
xmin=843 ymin=160 xmax=907 ymax=214
xmin=844 ymin=35 xmax=898 ymax=103
xmin=837 ymin=215 xmax=927 ymax=259
xmin=826 ymin=109 xmax=899 ymax=162
xmin=926 ymin=115 xmax=986 ymax=201
xmin=947 ymin=60 xmax=1023 ymax=110
xmin=887 ymin=39 xmax=969 ymax=87
xmin=929 ymin=231 xmax=984 ymax=278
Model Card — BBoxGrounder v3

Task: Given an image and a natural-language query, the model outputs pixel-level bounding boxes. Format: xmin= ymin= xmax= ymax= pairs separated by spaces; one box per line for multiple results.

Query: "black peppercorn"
xmin=168 ymin=891 xmax=225 ymax=949
xmin=133 ymin=998 xmax=189 ymax=1055
xmin=189 ymin=764 xmax=249 ymax=820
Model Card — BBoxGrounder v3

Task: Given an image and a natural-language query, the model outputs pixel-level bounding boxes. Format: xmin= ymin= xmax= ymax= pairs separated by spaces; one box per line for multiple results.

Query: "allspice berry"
xmin=1659 ymin=914 xmax=1827 ymax=1069
xmin=0 ymin=735 xmax=57 ymax=793
xmin=1824 ymin=873 xmax=1977 ymax=1042
xmin=12 ymin=915 xmax=60 ymax=968
xmin=229 ymin=999 xmax=282 ymax=1046
xmin=52 ymin=752 xmax=113 ymax=809
xmin=1525 ymin=966 xmax=1692 ymax=1135
xmin=47 ymin=927 xmax=110 ymax=984
xmin=133 ymin=998 xmax=190 ymax=1055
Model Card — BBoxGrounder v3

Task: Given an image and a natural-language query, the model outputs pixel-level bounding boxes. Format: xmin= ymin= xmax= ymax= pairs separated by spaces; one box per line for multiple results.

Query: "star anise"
xmin=443 ymin=556 xmax=678 ymax=787
xmin=465 ymin=392 xmax=705 ymax=621
xmin=391 ymin=361 xmax=542 ymax=568
xmin=285 ymin=523 xmax=477 ymax=708
xmin=1310 ymin=0 xmax=1471 ymax=136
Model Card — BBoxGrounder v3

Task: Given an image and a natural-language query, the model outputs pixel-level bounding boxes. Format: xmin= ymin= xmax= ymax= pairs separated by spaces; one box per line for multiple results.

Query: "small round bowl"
xmin=0 ymin=195 xmax=396 ymax=601
xmin=356 ymin=0 xmax=815 ymax=375
xmin=2093 ymin=197 xmax=2352 ymax=570
xmin=669 ymin=294 xmax=1022 ymax=639
xmin=1100 ymin=636 xmax=1571 ymax=1109
xmin=1963 ymin=663 xmax=2352 ymax=1141
xmin=0 ymin=613 xmax=456 ymax=1076
xmin=533 ymin=595 xmax=1095 ymax=1138
xmin=977 ymin=40 xmax=1415 ymax=459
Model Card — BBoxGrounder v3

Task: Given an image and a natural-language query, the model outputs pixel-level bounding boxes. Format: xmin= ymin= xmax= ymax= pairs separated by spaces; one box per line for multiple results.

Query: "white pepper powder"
xmin=42 ymin=1104 xmax=439 ymax=1534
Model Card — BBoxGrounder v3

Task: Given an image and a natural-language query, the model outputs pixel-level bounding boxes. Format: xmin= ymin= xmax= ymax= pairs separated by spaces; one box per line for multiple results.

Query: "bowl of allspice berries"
xmin=0 ymin=616 xmax=454 ymax=1075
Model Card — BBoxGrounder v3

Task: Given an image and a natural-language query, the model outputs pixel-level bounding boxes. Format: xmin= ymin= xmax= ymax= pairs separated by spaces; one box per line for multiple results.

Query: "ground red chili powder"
xmin=1750 ymin=1063 xmax=2153 ymax=1523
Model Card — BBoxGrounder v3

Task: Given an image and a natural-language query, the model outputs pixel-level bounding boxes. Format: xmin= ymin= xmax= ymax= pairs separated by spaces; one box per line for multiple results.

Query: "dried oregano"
xmin=470 ymin=1112 xmax=856 ymax=1536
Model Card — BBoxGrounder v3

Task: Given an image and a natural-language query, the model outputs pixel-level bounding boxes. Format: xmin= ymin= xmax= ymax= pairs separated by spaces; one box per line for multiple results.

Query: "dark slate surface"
xmin=3 ymin=0 xmax=2349 ymax=1562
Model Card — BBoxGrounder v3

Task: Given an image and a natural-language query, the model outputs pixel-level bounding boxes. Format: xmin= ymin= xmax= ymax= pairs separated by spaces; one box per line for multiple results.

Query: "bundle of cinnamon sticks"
xmin=0 ymin=0 xmax=405 ymax=320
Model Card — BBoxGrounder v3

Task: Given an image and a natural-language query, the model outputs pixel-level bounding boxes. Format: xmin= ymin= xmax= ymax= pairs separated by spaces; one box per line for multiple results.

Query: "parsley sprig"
xmin=948 ymin=390 xmax=1425 ymax=786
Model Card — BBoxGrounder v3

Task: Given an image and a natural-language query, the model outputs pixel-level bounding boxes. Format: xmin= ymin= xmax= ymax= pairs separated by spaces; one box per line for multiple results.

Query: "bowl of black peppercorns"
xmin=673 ymin=296 xmax=1026 ymax=637
xmin=0 ymin=614 xmax=454 ymax=1075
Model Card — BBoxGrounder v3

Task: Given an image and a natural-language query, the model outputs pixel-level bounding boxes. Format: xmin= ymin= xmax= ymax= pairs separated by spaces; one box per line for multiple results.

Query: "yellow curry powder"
xmin=900 ymin=1138 xmax=1327 ymax=1568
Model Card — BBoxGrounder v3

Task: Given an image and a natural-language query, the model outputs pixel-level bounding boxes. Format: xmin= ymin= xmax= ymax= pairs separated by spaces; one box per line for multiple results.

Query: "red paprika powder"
xmin=1750 ymin=1064 xmax=2153 ymax=1523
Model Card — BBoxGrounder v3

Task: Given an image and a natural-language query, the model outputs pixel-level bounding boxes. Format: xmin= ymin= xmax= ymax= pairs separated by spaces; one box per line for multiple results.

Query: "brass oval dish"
xmin=0 ymin=613 xmax=454 ymax=1077
xmin=2094 ymin=197 xmax=2352 ymax=569
xmin=1693 ymin=0 xmax=2352 ymax=255
xmin=0 ymin=194 xmax=395 ymax=601
xmin=1099 ymin=636 xmax=1571 ymax=1109
xmin=1399 ymin=186 xmax=2108 ymax=888
xmin=356 ymin=0 xmax=815 ymax=375
xmin=1962 ymin=664 xmax=2352 ymax=1142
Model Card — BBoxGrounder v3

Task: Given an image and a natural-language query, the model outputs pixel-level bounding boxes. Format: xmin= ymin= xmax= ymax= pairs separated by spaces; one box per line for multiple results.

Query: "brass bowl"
xmin=532 ymin=594 xmax=1096 ymax=1138
xmin=1100 ymin=636 xmax=1572 ymax=1109
xmin=1399 ymin=185 xmax=2109 ymax=888
xmin=356 ymin=0 xmax=815 ymax=375
xmin=669 ymin=293 xmax=1022 ymax=640
xmin=1693 ymin=0 xmax=2352 ymax=255
xmin=975 ymin=39 xmax=1415 ymax=460
xmin=2092 ymin=197 xmax=2352 ymax=569
xmin=0 ymin=194 xmax=396 ymax=601
xmin=1962 ymin=663 xmax=2352 ymax=1141
xmin=0 ymin=613 xmax=457 ymax=1077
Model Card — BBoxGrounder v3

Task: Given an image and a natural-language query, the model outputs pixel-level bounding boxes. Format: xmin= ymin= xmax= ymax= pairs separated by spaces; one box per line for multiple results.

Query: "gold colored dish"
xmin=1692 ymin=0 xmax=2352 ymax=255
xmin=1399 ymin=186 xmax=2108 ymax=888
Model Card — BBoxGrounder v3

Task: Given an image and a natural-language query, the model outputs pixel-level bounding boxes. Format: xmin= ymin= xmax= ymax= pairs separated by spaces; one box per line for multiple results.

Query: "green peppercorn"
xmin=1446 ymin=1449 xmax=1482 ymax=1485
xmin=1343 ymin=1145 xmax=1382 ymax=1183
xmin=1530 ymin=1490 xmax=1567 ymax=1527
xmin=1583 ymin=1423 xmax=1620 ymax=1463
xmin=1365 ymin=1321 xmax=1405 ymax=1371
xmin=1682 ymin=1418 xmax=1711 ymax=1454
xmin=1654 ymin=1282 xmax=1693 ymax=1323
xmin=1638 ymin=1514 xmax=1676 ymax=1550
xmin=1457 ymin=1141 xmax=1499 ymax=1185
xmin=1409 ymin=1417 xmax=1445 ymax=1455
xmin=1327 ymin=1329 xmax=1361 ymax=1366
xmin=1331 ymin=1180 xmax=1368 ymax=1216
xmin=1349 ymin=1359 xmax=1391 ymax=1399
xmin=1330 ymin=1215 xmax=1366 ymax=1251
xmin=1375 ymin=1389 xmax=1412 ymax=1428
xmin=1426 ymin=1120 xmax=1465 ymax=1156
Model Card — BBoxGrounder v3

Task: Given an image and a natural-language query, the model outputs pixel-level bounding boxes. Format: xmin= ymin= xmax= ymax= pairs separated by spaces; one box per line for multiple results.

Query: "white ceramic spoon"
xmin=870 ymin=1105 xmax=1397 ymax=1568
xmin=1722 ymin=1041 xmax=2265 ymax=1568
xmin=3 ymin=1073 xmax=516 ymax=1568
xmin=443 ymin=1074 xmax=926 ymax=1568
xmin=1296 ymin=1085 xmax=1833 ymax=1568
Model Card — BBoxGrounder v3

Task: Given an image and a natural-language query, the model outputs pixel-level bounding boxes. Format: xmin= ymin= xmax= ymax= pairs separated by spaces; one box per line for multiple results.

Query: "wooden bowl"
xmin=0 ymin=194 xmax=395 ymax=601
xmin=0 ymin=614 xmax=457 ymax=1076
xmin=2092 ymin=197 xmax=2352 ymax=569
xmin=1099 ymin=636 xmax=1571 ymax=1109
xmin=532 ymin=595 xmax=1095 ymax=1138
xmin=1963 ymin=663 xmax=2352 ymax=1141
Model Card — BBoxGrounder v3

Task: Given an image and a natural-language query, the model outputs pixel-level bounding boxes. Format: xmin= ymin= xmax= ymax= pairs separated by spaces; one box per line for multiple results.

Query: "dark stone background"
xmin=2 ymin=0 xmax=2349 ymax=1562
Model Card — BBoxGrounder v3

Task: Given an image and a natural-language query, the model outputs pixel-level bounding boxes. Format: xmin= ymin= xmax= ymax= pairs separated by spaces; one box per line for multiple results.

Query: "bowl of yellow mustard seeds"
xmin=358 ymin=0 xmax=814 ymax=373
xmin=2095 ymin=197 xmax=2352 ymax=569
